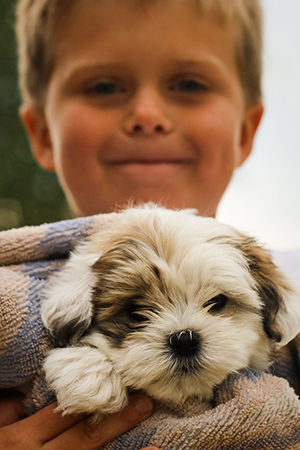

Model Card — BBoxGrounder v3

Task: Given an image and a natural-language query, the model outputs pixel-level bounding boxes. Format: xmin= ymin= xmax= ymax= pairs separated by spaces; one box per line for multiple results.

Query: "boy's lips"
xmin=103 ymin=156 xmax=194 ymax=180
xmin=106 ymin=158 xmax=194 ymax=175
xmin=101 ymin=143 xmax=196 ymax=177
xmin=101 ymin=140 xmax=195 ymax=164
xmin=103 ymin=147 xmax=195 ymax=165
xmin=108 ymin=158 xmax=193 ymax=165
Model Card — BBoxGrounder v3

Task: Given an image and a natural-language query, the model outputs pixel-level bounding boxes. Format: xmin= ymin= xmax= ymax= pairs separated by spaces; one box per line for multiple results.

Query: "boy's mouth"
xmin=101 ymin=142 xmax=196 ymax=177
xmin=108 ymin=158 xmax=193 ymax=171
xmin=104 ymin=158 xmax=194 ymax=180
xmin=109 ymin=159 xmax=192 ymax=166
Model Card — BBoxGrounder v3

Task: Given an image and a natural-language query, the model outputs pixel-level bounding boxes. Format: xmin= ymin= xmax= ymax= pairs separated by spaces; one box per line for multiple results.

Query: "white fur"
xmin=41 ymin=250 xmax=99 ymax=339
xmin=44 ymin=337 xmax=128 ymax=419
xmin=41 ymin=205 xmax=300 ymax=421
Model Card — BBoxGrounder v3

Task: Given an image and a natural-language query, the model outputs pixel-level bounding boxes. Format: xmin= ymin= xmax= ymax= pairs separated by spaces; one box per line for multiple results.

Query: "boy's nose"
xmin=122 ymin=89 xmax=173 ymax=135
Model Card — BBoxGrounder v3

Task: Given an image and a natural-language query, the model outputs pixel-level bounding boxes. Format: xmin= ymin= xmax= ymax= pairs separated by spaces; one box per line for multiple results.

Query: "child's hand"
xmin=0 ymin=395 xmax=27 ymax=427
xmin=0 ymin=394 xmax=158 ymax=449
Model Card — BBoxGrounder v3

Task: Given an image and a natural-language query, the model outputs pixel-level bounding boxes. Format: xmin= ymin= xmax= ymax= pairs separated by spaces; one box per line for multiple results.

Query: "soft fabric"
xmin=0 ymin=214 xmax=300 ymax=449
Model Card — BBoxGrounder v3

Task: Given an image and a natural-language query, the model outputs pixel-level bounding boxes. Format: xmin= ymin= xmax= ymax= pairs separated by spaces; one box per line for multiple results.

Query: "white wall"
xmin=218 ymin=0 xmax=300 ymax=250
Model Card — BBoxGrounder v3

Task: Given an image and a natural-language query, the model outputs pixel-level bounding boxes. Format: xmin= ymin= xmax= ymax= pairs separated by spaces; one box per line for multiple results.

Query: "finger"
xmin=0 ymin=396 xmax=27 ymax=427
xmin=0 ymin=402 xmax=86 ymax=448
xmin=45 ymin=394 xmax=155 ymax=450
xmin=19 ymin=402 xmax=86 ymax=442
xmin=139 ymin=448 xmax=161 ymax=450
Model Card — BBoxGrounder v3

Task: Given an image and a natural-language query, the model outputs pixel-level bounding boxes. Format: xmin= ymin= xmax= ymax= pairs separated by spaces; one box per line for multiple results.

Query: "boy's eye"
xmin=89 ymin=81 xmax=124 ymax=95
xmin=170 ymin=79 xmax=207 ymax=94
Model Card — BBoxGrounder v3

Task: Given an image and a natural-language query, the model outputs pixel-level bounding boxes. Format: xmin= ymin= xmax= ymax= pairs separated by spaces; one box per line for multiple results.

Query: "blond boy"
xmin=1 ymin=0 xmax=264 ymax=447
xmin=18 ymin=0 xmax=263 ymax=219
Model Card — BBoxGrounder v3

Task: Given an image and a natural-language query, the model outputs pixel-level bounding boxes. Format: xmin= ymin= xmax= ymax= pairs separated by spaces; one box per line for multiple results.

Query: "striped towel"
xmin=0 ymin=214 xmax=300 ymax=449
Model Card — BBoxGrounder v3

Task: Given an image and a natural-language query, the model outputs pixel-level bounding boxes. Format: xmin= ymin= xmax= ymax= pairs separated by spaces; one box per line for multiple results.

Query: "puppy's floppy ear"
xmin=236 ymin=236 xmax=300 ymax=346
xmin=41 ymin=248 xmax=99 ymax=347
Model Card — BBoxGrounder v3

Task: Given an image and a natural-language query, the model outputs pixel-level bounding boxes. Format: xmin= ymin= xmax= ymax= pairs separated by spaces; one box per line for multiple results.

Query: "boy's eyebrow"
xmin=67 ymin=58 xmax=223 ymax=71
xmin=171 ymin=59 xmax=215 ymax=68
xmin=62 ymin=57 xmax=229 ymax=84
xmin=62 ymin=62 xmax=127 ymax=81
xmin=170 ymin=59 xmax=226 ymax=73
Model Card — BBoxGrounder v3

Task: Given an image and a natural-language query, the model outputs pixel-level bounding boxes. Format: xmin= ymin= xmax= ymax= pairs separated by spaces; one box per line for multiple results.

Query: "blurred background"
xmin=0 ymin=0 xmax=70 ymax=231
xmin=0 ymin=0 xmax=299 ymax=251
xmin=218 ymin=0 xmax=300 ymax=251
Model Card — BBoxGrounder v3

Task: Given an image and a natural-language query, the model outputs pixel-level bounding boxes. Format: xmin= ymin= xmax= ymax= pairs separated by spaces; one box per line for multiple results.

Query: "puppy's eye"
xmin=125 ymin=303 xmax=146 ymax=324
xmin=203 ymin=294 xmax=228 ymax=314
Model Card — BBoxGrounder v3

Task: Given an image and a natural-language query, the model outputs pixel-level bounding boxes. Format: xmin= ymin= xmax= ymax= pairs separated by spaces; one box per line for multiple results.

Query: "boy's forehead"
xmin=51 ymin=0 xmax=238 ymax=86
xmin=55 ymin=0 xmax=235 ymax=56
xmin=56 ymin=0 xmax=226 ymax=31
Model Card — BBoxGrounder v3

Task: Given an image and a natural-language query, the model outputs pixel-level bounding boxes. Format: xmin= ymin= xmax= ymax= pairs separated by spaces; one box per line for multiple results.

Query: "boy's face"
xmin=22 ymin=0 xmax=263 ymax=217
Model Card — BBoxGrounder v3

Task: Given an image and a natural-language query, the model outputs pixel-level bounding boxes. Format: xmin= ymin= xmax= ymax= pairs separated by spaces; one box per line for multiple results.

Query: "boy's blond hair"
xmin=16 ymin=0 xmax=263 ymax=109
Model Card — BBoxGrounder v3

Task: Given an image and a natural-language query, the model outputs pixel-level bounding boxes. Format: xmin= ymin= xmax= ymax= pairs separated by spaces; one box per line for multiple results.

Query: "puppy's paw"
xmin=41 ymin=251 xmax=99 ymax=346
xmin=44 ymin=346 xmax=128 ymax=420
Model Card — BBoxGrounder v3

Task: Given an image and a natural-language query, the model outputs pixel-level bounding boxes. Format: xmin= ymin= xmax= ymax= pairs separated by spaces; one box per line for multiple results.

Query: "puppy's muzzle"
xmin=168 ymin=329 xmax=201 ymax=357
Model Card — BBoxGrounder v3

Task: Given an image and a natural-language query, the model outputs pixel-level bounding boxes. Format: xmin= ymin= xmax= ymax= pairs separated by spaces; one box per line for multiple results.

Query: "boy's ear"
xmin=19 ymin=104 xmax=55 ymax=172
xmin=237 ymin=102 xmax=264 ymax=167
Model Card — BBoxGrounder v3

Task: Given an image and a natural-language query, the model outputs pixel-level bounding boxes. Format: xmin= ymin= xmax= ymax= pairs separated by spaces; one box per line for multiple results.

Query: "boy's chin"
xmin=72 ymin=195 xmax=218 ymax=218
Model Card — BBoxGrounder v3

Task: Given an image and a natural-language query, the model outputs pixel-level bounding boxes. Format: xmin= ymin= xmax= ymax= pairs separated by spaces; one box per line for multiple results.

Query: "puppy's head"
xmin=42 ymin=205 xmax=300 ymax=403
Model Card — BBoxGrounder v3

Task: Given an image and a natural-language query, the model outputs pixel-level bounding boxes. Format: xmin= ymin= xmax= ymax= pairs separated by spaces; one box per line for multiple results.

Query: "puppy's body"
xmin=41 ymin=205 xmax=300 ymax=421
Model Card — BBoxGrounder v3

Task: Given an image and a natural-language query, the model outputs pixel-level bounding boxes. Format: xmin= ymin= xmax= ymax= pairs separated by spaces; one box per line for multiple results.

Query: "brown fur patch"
xmin=235 ymin=234 xmax=292 ymax=342
xmin=91 ymin=238 xmax=168 ymax=346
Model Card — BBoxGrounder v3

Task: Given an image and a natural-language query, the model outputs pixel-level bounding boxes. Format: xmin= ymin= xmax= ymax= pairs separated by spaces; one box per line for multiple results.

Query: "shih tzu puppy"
xmin=41 ymin=205 xmax=300 ymax=422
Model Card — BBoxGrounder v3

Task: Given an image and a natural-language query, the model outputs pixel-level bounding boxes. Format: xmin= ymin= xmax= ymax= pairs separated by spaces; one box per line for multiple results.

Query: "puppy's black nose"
xmin=168 ymin=330 xmax=201 ymax=357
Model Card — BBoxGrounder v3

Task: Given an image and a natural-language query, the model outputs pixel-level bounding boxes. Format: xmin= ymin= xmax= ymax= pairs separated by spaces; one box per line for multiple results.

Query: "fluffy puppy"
xmin=41 ymin=205 xmax=300 ymax=422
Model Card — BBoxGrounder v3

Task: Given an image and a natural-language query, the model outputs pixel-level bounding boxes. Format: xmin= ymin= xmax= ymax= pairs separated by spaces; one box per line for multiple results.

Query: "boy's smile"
xmin=23 ymin=0 xmax=263 ymax=217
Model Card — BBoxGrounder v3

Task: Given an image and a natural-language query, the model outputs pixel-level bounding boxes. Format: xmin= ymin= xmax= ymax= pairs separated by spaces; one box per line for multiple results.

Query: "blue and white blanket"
xmin=0 ymin=214 xmax=300 ymax=449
